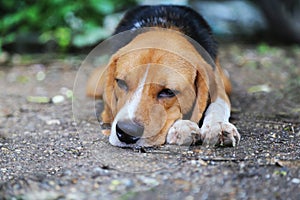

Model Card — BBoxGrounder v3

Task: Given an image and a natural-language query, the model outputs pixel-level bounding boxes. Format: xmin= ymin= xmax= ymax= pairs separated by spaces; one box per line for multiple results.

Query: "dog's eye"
xmin=157 ymin=88 xmax=178 ymax=99
xmin=116 ymin=79 xmax=128 ymax=91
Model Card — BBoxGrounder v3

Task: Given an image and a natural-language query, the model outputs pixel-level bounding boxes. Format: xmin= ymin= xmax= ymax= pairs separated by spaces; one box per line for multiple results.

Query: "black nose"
xmin=116 ymin=120 xmax=144 ymax=144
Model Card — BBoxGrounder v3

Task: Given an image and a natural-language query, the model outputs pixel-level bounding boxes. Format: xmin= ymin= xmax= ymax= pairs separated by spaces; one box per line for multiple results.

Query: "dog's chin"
xmin=108 ymin=130 xmax=160 ymax=148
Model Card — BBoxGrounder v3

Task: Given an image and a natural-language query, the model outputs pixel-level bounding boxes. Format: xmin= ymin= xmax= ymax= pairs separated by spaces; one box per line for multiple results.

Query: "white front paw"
xmin=200 ymin=121 xmax=240 ymax=147
xmin=167 ymin=120 xmax=201 ymax=146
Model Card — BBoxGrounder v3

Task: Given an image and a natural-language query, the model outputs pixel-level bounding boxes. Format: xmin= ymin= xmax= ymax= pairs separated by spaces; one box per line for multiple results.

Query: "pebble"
xmin=265 ymin=174 xmax=271 ymax=179
xmin=15 ymin=149 xmax=21 ymax=154
xmin=91 ymin=167 xmax=110 ymax=178
xmin=46 ymin=119 xmax=61 ymax=125
xmin=291 ymin=178 xmax=300 ymax=184
xmin=185 ymin=196 xmax=194 ymax=200
xmin=16 ymin=165 xmax=22 ymax=170
xmin=139 ymin=176 xmax=159 ymax=187
xmin=66 ymin=192 xmax=85 ymax=200
xmin=60 ymin=87 xmax=73 ymax=98
xmin=36 ymin=71 xmax=46 ymax=81
xmin=52 ymin=95 xmax=65 ymax=104
xmin=190 ymin=160 xmax=197 ymax=165
xmin=190 ymin=159 xmax=207 ymax=166
xmin=1 ymin=168 xmax=7 ymax=173
xmin=62 ymin=169 xmax=72 ymax=177
xmin=108 ymin=178 xmax=135 ymax=191
xmin=123 ymin=179 xmax=134 ymax=188
xmin=0 ymin=51 xmax=9 ymax=63
xmin=1 ymin=147 xmax=9 ymax=153
xmin=24 ymin=191 xmax=62 ymax=200
xmin=108 ymin=180 xmax=121 ymax=191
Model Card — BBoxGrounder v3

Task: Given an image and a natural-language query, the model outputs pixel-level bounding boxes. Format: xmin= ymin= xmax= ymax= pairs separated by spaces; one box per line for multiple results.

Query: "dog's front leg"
xmin=200 ymin=97 xmax=240 ymax=147
xmin=100 ymin=104 xmax=113 ymax=136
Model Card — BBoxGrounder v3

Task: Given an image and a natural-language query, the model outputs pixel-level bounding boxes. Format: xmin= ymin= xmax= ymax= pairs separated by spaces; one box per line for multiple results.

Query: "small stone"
xmin=109 ymin=180 xmax=121 ymax=191
xmin=0 ymin=51 xmax=9 ymax=63
xmin=139 ymin=176 xmax=159 ymax=187
xmin=123 ymin=178 xmax=134 ymax=188
xmin=24 ymin=191 xmax=63 ymax=200
xmin=15 ymin=149 xmax=21 ymax=154
xmin=1 ymin=147 xmax=9 ymax=153
xmin=52 ymin=95 xmax=65 ymax=104
xmin=185 ymin=196 xmax=194 ymax=200
xmin=60 ymin=87 xmax=73 ymax=98
xmin=291 ymin=178 xmax=300 ymax=184
xmin=91 ymin=167 xmax=109 ymax=178
xmin=16 ymin=165 xmax=22 ymax=170
xmin=1 ymin=168 xmax=7 ymax=173
xmin=46 ymin=119 xmax=61 ymax=125
xmin=36 ymin=71 xmax=46 ymax=81
xmin=190 ymin=160 xmax=197 ymax=165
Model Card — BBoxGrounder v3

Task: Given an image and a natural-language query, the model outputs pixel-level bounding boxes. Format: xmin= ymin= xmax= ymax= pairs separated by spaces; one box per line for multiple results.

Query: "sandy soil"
xmin=0 ymin=44 xmax=300 ymax=199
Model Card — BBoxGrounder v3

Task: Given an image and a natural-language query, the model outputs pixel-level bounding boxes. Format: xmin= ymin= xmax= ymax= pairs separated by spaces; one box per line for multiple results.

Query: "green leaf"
xmin=54 ymin=27 xmax=72 ymax=49
xmin=39 ymin=31 xmax=53 ymax=43
xmin=89 ymin=0 xmax=115 ymax=14
xmin=26 ymin=5 xmax=39 ymax=24
xmin=247 ymin=84 xmax=272 ymax=93
xmin=27 ymin=96 xmax=51 ymax=104
xmin=2 ymin=33 xmax=16 ymax=44
xmin=257 ymin=43 xmax=270 ymax=54
xmin=73 ymin=25 xmax=109 ymax=47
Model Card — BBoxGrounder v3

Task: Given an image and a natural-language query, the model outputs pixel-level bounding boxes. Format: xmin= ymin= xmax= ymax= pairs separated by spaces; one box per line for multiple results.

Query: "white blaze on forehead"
xmin=109 ymin=65 xmax=150 ymax=147
xmin=127 ymin=65 xmax=150 ymax=119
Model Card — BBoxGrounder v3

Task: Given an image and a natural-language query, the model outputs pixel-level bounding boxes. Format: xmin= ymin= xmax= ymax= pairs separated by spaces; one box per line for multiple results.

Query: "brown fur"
xmin=86 ymin=30 xmax=231 ymax=145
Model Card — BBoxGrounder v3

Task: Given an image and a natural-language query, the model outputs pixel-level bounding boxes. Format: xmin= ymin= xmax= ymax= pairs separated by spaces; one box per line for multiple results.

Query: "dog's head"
xmin=90 ymin=30 xmax=217 ymax=147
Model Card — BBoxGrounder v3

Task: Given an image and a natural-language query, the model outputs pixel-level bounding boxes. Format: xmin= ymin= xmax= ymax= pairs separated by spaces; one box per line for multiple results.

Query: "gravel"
xmin=1 ymin=45 xmax=300 ymax=199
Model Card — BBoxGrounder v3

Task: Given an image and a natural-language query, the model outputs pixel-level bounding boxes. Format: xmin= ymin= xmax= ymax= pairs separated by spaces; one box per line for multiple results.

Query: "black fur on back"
xmin=113 ymin=5 xmax=217 ymax=61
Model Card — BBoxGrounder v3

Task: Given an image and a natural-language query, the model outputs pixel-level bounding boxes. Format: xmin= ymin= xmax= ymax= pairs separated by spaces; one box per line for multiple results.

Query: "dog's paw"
xmin=101 ymin=129 xmax=111 ymax=136
xmin=166 ymin=120 xmax=201 ymax=146
xmin=200 ymin=121 xmax=240 ymax=147
xmin=100 ymin=122 xmax=111 ymax=136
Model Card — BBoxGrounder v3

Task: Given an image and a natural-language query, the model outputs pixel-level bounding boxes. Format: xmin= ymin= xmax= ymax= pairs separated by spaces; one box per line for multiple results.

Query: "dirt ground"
xmin=0 ymin=44 xmax=300 ymax=200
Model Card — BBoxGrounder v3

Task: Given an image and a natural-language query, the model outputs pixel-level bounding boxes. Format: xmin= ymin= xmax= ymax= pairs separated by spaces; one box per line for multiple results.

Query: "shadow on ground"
xmin=0 ymin=44 xmax=300 ymax=199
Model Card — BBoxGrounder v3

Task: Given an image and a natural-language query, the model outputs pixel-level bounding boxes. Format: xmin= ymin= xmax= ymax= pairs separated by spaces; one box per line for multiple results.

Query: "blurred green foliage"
xmin=0 ymin=0 xmax=137 ymax=52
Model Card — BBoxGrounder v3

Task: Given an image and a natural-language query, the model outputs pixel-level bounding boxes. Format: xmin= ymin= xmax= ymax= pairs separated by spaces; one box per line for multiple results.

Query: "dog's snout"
xmin=116 ymin=120 xmax=144 ymax=144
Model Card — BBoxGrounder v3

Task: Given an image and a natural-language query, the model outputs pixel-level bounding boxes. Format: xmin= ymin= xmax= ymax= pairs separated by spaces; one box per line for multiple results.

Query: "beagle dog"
xmin=86 ymin=5 xmax=240 ymax=147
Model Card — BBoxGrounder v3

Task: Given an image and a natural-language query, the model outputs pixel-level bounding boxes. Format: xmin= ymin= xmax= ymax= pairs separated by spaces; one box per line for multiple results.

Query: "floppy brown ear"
xmin=99 ymin=56 xmax=119 ymax=126
xmin=86 ymin=55 xmax=118 ymax=128
xmin=86 ymin=66 xmax=107 ymax=99
xmin=86 ymin=54 xmax=119 ymax=101
xmin=190 ymin=64 xmax=218 ymax=123
xmin=102 ymin=56 xmax=118 ymax=111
